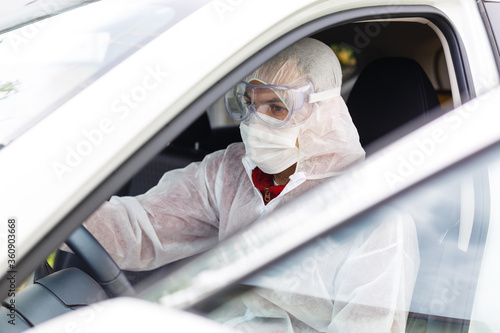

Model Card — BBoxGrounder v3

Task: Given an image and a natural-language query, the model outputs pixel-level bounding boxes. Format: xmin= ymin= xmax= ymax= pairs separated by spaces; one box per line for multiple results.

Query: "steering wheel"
xmin=64 ymin=225 xmax=135 ymax=297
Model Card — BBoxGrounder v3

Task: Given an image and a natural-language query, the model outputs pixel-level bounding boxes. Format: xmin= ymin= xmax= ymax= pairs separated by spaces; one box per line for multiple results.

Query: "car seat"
xmin=346 ymin=57 xmax=442 ymax=149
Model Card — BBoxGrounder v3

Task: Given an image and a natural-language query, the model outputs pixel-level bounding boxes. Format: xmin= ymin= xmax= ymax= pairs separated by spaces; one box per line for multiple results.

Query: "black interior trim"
xmin=0 ymin=4 xmax=476 ymax=300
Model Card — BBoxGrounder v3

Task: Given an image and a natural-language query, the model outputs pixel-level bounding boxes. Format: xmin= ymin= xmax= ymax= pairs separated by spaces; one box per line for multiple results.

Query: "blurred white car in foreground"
xmin=1 ymin=0 xmax=500 ymax=332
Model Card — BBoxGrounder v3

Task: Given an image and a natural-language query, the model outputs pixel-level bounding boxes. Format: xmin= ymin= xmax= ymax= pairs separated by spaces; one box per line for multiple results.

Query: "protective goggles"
xmin=225 ymin=79 xmax=339 ymax=128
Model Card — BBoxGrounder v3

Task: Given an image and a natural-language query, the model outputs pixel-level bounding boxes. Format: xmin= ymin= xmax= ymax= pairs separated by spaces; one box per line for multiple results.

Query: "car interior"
xmin=1 ymin=14 xmax=488 ymax=333
xmin=120 ymin=20 xmax=456 ymax=195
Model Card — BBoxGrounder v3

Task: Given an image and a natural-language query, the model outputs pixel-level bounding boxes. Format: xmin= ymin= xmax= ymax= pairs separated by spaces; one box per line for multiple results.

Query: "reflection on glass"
xmin=0 ymin=80 xmax=20 ymax=100
xmin=196 ymin=150 xmax=491 ymax=332
xmin=202 ymin=207 xmax=419 ymax=332
xmin=0 ymin=0 xmax=209 ymax=146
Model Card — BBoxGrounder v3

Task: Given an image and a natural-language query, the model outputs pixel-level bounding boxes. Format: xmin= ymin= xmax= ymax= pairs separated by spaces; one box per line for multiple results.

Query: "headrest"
xmin=347 ymin=57 xmax=441 ymax=147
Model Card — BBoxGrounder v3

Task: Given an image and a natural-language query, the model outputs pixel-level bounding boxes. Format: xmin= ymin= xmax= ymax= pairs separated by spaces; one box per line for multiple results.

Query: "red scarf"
xmin=252 ymin=168 xmax=288 ymax=205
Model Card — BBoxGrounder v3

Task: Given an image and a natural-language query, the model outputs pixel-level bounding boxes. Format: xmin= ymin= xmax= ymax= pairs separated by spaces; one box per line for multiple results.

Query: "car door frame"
xmin=0 ymin=4 xmax=479 ymax=299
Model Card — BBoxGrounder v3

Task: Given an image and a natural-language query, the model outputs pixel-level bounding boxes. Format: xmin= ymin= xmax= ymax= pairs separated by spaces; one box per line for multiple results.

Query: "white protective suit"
xmin=83 ymin=38 xmax=419 ymax=332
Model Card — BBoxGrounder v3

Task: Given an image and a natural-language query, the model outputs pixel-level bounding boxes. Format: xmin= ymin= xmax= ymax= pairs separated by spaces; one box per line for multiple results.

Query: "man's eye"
xmin=270 ymin=105 xmax=287 ymax=113
xmin=269 ymin=105 xmax=288 ymax=120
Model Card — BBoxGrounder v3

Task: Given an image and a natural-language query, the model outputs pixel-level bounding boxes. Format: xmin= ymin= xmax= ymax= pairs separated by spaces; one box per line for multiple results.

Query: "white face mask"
xmin=240 ymin=115 xmax=300 ymax=174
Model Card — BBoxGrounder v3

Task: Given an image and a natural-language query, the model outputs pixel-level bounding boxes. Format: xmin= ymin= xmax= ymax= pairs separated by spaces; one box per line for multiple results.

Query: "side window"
xmin=195 ymin=128 xmax=494 ymax=333
xmin=402 ymin=173 xmax=489 ymax=332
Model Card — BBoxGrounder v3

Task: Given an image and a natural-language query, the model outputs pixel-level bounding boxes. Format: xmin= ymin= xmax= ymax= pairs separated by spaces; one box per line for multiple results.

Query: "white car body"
xmin=0 ymin=0 xmax=498 ymax=274
xmin=1 ymin=0 xmax=500 ymax=331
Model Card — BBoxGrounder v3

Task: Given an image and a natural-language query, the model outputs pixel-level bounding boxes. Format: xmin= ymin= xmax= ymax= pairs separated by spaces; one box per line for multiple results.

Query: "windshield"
xmin=0 ymin=0 xmax=211 ymax=148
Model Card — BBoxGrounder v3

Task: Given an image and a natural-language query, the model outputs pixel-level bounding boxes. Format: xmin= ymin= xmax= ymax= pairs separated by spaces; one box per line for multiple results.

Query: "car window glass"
xmin=191 ymin=142 xmax=495 ymax=332
xmin=0 ymin=0 xmax=210 ymax=148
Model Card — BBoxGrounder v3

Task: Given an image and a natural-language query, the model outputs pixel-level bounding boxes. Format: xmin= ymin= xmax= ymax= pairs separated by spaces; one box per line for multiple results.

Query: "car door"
xmin=2 ymin=1 xmax=500 ymax=332
xmin=138 ymin=86 xmax=500 ymax=333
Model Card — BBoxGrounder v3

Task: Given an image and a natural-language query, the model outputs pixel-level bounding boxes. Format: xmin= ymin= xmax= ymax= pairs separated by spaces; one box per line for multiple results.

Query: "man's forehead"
xmin=245 ymin=87 xmax=281 ymax=99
